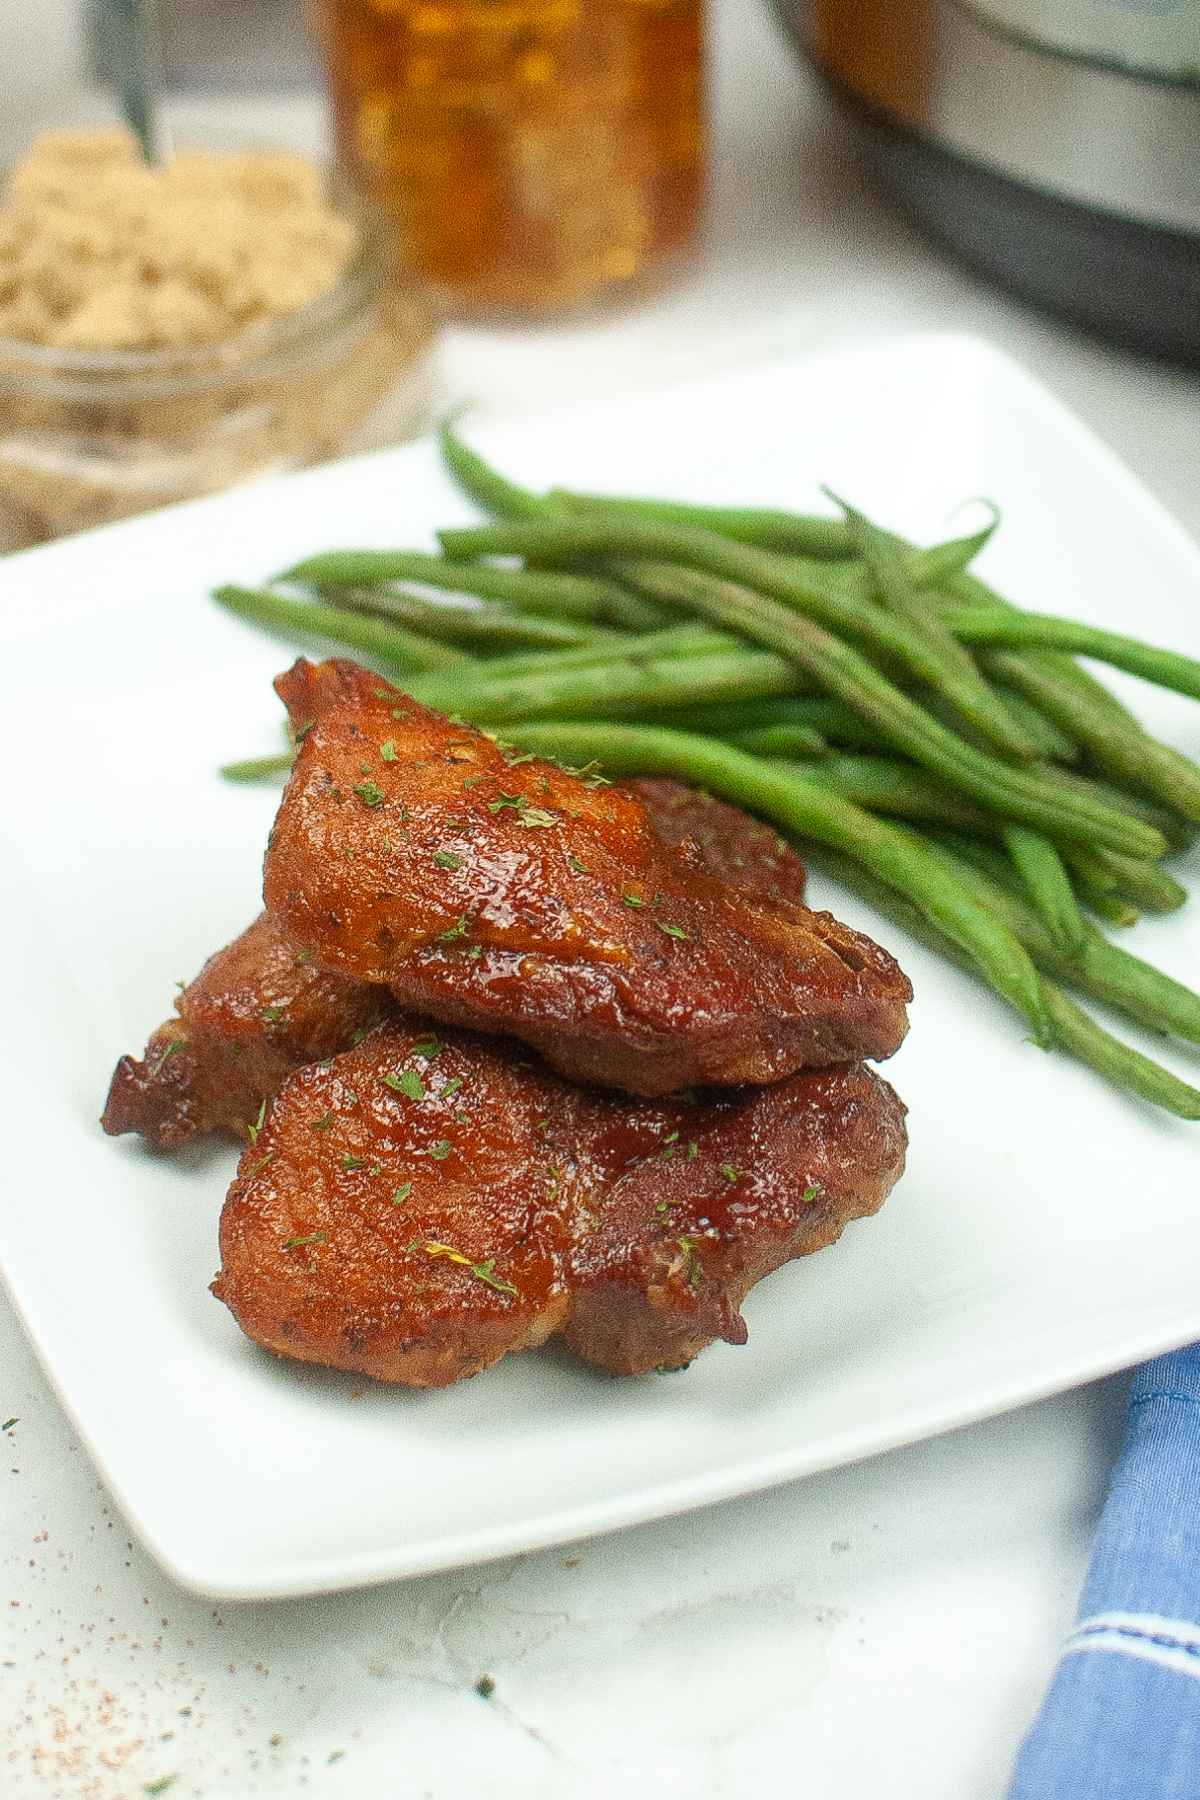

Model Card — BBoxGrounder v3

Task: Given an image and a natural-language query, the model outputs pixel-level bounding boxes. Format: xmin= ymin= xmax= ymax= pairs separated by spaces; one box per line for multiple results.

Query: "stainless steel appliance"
xmin=773 ymin=0 xmax=1200 ymax=364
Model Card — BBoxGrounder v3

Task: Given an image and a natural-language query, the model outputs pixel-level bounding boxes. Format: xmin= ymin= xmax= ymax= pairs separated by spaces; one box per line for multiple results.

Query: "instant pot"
xmin=773 ymin=1 xmax=1200 ymax=365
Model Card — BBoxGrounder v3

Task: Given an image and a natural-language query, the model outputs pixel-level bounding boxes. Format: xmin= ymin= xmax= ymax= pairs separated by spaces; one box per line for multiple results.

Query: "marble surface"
xmin=4 ymin=2 xmax=1199 ymax=1796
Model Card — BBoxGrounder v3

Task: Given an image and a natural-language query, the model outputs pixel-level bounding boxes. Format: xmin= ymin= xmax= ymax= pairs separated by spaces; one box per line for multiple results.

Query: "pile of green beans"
xmin=214 ymin=422 xmax=1200 ymax=1120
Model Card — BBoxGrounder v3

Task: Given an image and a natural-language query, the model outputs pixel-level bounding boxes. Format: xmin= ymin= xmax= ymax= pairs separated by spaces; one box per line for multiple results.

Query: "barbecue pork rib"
xmin=213 ymin=1022 xmax=906 ymax=1385
xmin=101 ymin=912 xmax=390 ymax=1150
xmin=101 ymin=778 xmax=811 ymax=1148
xmin=264 ymin=659 xmax=911 ymax=1095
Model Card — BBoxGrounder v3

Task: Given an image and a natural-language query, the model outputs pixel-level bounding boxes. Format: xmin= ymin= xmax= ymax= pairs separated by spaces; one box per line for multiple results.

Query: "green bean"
xmin=333 ymin=585 xmax=618 ymax=653
xmin=537 ymin=476 xmax=1200 ymax=795
xmin=929 ymin=825 xmax=1141 ymax=927
xmin=982 ymin=687 xmax=1079 ymax=763
xmin=939 ymin=605 xmax=1200 ymax=702
xmin=783 ymin=754 xmax=992 ymax=830
xmin=923 ymin=829 xmax=1200 ymax=1044
xmin=438 ymin=417 xmax=551 ymax=520
xmin=1064 ymin=864 xmax=1141 ymax=929
xmin=1000 ymin=825 xmax=1089 ymax=959
xmin=828 ymin=489 xmax=1036 ymax=760
xmin=547 ymin=487 xmax=855 ymax=557
xmin=933 ymin=567 xmax=1200 ymax=822
xmin=553 ymin=487 xmax=999 ymax=583
xmin=981 ymin=647 xmax=1200 ymax=823
xmin=220 ymin=751 xmax=294 ymax=782
xmin=920 ymin=685 xmax=1078 ymax=762
xmin=502 ymin=718 xmax=1052 ymax=1042
xmin=1063 ymin=847 xmax=1188 ymax=915
xmin=212 ymin=585 xmax=466 ymax=673
xmin=727 ymin=724 xmax=828 ymax=758
xmin=445 ymin=509 xmax=1047 ymax=755
xmin=1035 ymin=765 xmax=1196 ymax=854
xmin=636 ymin=694 xmax=834 ymax=738
xmin=806 ymin=847 xmax=1200 ymax=1119
xmin=408 ymin=646 xmax=800 ymax=724
xmin=278 ymin=548 xmax=670 ymax=631
xmin=440 ymin=524 xmax=1163 ymax=856
xmin=479 ymin=621 xmax=738 ymax=682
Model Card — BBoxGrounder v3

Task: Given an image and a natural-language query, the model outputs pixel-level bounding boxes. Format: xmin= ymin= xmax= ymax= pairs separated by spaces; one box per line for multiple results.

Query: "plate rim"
xmin=3 ymin=327 xmax=1198 ymax=1600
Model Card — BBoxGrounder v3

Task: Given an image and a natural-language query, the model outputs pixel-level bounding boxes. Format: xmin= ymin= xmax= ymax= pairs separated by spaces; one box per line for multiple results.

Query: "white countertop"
xmin=4 ymin=4 xmax=1198 ymax=1796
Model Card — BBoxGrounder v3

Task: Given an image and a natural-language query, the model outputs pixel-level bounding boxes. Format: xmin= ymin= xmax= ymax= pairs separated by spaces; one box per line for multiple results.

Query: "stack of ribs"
xmin=103 ymin=660 xmax=910 ymax=1386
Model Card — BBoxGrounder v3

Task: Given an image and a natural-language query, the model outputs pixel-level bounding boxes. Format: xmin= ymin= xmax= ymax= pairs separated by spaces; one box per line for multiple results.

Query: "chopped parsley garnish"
xmin=520 ymin=808 xmax=557 ymax=828
xmin=342 ymin=1154 xmax=368 ymax=1170
xmin=658 ymin=921 xmax=689 ymax=941
xmin=461 ymin=774 xmax=482 ymax=789
xmin=391 ymin=1182 xmax=413 ymax=1206
xmin=621 ymin=892 xmax=645 ymax=908
xmin=441 ymin=1076 xmax=464 ymax=1099
xmin=260 ymin=1003 xmax=285 ymax=1024
xmin=437 ymin=914 xmax=470 ymax=942
xmin=687 ymin=1140 xmax=699 ymax=1160
xmin=802 ymin=1184 xmax=821 ymax=1204
xmin=568 ymin=759 xmax=610 ymax=788
xmin=243 ymin=1098 xmax=267 ymax=1145
xmin=467 ymin=944 xmax=483 ymax=959
xmin=475 ymin=1675 xmax=496 ymax=1700
xmin=427 ymin=1139 xmax=452 ymax=1160
xmin=293 ymin=721 xmax=313 ymax=742
xmin=353 ymin=780 xmax=385 ymax=808
xmin=245 ymin=1151 xmax=275 ymax=1179
xmin=293 ymin=948 xmax=313 ymax=967
xmin=3 ymin=1417 xmax=19 ymax=1430
xmin=411 ymin=1241 xmax=518 ymax=1298
xmin=566 ymin=854 xmax=590 ymax=875
xmin=433 ymin=849 xmax=464 ymax=871
xmin=721 ymin=1163 xmax=739 ymax=1183
xmin=412 ymin=1036 xmax=442 ymax=1060
xmin=384 ymin=1069 xmax=425 ymax=1101
xmin=149 ymin=1038 xmax=183 ymax=1078
xmin=503 ymin=749 xmax=535 ymax=768
xmin=144 ymin=1781 xmax=178 ymax=1797
xmin=283 ymin=1232 xmax=327 ymax=1250
xmin=488 ymin=793 xmax=526 ymax=814
xmin=655 ymin=1200 xmax=670 ymax=1216
xmin=311 ymin=1113 xmax=333 ymax=1132
xmin=379 ymin=740 xmax=398 ymax=762
xmin=676 ymin=1236 xmax=702 ymax=1289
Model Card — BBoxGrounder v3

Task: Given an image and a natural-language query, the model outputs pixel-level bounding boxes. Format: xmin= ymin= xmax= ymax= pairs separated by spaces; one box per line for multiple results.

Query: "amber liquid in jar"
xmin=315 ymin=0 xmax=704 ymax=316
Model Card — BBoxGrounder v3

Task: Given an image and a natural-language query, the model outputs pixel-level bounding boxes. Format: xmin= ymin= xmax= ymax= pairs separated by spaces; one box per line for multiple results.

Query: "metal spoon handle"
xmin=89 ymin=0 xmax=167 ymax=164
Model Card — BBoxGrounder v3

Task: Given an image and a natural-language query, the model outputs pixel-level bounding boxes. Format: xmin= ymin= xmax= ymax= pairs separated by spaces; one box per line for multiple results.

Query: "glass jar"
xmin=313 ymin=0 xmax=706 ymax=317
xmin=0 ymin=182 xmax=434 ymax=551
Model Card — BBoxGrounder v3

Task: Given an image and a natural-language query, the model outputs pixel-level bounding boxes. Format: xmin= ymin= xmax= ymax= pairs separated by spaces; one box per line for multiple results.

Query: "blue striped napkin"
xmin=1007 ymin=1344 xmax=1200 ymax=1799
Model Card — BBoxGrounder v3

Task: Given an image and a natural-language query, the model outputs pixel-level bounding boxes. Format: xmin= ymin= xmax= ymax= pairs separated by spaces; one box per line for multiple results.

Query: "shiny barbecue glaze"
xmin=264 ymin=660 xmax=910 ymax=1095
xmin=213 ymin=1024 xmax=906 ymax=1386
xmin=101 ymin=778 xmax=809 ymax=1149
xmin=101 ymin=912 xmax=389 ymax=1150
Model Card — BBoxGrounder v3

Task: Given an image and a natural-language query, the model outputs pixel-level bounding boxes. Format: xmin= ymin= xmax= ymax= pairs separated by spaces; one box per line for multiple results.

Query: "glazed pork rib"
xmin=101 ymin=912 xmax=390 ymax=1150
xmin=213 ymin=1021 xmax=907 ymax=1385
xmin=264 ymin=660 xmax=911 ymax=1095
xmin=101 ymin=777 xmax=812 ymax=1149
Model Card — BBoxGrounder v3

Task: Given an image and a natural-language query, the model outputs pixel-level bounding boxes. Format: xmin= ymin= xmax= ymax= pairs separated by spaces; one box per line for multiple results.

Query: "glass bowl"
xmin=0 ymin=176 xmax=436 ymax=550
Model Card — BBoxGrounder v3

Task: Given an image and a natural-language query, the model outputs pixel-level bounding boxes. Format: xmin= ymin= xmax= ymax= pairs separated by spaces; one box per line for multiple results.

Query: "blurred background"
xmin=0 ymin=0 xmax=1196 ymax=549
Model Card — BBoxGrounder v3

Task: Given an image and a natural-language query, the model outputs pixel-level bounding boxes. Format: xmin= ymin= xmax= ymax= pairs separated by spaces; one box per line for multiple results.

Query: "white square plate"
xmin=2 ymin=333 xmax=1197 ymax=1600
